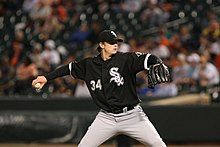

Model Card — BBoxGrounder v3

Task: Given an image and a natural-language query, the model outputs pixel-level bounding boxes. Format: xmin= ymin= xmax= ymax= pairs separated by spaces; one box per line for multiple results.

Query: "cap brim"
xmin=97 ymin=38 xmax=123 ymax=52
xmin=115 ymin=38 xmax=123 ymax=42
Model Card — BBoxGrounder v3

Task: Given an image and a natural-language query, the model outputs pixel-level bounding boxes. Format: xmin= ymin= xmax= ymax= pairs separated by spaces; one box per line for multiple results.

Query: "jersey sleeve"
xmin=69 ymin=58 xmax=88 ymax=80
xmin=127 ymin=52 xmax=162 ymax=73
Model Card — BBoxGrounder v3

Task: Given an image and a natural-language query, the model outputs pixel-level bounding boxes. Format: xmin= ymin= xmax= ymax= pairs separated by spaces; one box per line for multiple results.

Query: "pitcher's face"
xmin=101 ymin=41 xmax=118 ymax=55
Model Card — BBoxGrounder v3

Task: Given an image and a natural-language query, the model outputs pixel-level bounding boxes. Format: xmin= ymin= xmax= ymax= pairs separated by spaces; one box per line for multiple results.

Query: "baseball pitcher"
xmin=32 ymin=30 xmax=170 ymax=147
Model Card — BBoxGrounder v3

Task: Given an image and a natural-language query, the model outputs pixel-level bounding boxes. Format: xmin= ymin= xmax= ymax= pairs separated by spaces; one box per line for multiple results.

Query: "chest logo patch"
xmin=109 ymin=67 xmax=124 ymax=86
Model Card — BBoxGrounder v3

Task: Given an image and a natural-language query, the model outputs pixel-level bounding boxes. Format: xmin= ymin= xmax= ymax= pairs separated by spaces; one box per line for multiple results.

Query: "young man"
xmin=32 ymin=30 xmax=169 ymax=147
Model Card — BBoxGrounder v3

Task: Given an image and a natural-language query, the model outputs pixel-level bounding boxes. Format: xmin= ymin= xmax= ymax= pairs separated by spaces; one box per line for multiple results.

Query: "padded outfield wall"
xmin=0 ymin=96 xmax=220 ymax=144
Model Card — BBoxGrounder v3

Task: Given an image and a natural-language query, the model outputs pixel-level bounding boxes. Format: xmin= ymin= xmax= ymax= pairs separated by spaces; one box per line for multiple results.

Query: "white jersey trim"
xmin=69 ymin=62 xmax=75 ymax=79
xmin=144 ymin=53 xmax=151 ymax=70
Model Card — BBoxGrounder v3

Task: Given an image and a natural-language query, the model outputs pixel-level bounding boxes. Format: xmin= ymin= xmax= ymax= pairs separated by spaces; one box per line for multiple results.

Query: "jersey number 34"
xmin=90 ymin=79 xmax=102 ymax=91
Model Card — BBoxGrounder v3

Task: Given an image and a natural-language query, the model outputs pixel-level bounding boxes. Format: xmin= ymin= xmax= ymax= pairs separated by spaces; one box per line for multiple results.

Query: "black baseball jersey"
xmin=68 ymin=52 xmax=150 ymax=112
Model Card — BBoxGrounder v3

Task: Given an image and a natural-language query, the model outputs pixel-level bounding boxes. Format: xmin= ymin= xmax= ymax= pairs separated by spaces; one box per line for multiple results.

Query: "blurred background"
xmin=0 ymin=0 xmax=220 ymax=146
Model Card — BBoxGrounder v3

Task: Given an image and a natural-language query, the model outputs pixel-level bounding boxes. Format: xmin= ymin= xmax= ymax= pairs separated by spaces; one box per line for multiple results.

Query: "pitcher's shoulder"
xmin=116 ymin=51 xmax=132 ymax=57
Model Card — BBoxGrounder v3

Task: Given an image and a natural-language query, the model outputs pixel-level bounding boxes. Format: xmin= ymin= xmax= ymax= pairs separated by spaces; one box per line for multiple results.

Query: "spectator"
xmin=0 ymin=2 xmax=6 ymax=16
xmin=29 ymin=0 xmax=52 ymax=20
xmin=140 ymin=0 xmax=167 ymax=27
xmin=10 ymin=30 xmax=26 ymax=67
xmin=169 ymin=34 xmax=186 ymax=54
xmin=117 ymin=34 xmax=131 ymax=52
xmin=202 ymin=19 xmax=220 ymax=42
xmin=187 ymin=53 xmax=201 ymax=91
xmin=87 ymin=21 xmax=102 ymax=44
xmin=151 ymin=38 xmax=170 ymax=59
xmin=69 ymin=22 xmax=90 ymax=53
xmin=51 ymin=78 xmax=71 ymax=98
xmin=173 ymin=53 xmax=191 ymax=92
xmin=198 ymin=35 xmax=210 ymax=53
xmin=74 ymin=80 xmax=91 ymax=98
xmin=193 ymin=54 xmax=219 ymax=91
xmin=22 ymin=0 xmax=39 ymax=12
xmin=153 ymin=83 xmax=178 ymax=97
xmin=14 ymin=56 xmax=38 ymax=95
xmin=52 ymin=0 xmax=68 ymax=23
xmin=57 ymin=45 xmax=69 ymax=61
xmin=69 ymin=23 xmax=90 ymax=43
xmin=179 ymin=25 xmax=192 ymax=50
xmin=122 ymin=0 xmax=144 ymax=12
xmin=0 ymin=55 xmax=15 ymax=95
xmin=29 ymin=42 xmax=44 ymax=68
xmin=41 ymin=39 xmax=61 ymax=68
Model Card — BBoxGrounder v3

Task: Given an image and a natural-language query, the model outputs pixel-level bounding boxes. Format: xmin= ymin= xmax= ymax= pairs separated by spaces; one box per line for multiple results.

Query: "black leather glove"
xmin=147 ymin=63 xmax=171 ymax=88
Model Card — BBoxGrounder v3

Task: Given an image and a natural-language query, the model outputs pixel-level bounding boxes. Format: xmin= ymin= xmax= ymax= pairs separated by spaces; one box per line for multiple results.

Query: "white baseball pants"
xmin=78 ymin=105 xmax=166 ymax=147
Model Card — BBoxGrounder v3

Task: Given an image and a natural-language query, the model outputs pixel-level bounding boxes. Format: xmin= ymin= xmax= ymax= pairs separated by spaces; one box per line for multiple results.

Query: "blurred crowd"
xmin=0 ymin=0 xmax=220 ymax=98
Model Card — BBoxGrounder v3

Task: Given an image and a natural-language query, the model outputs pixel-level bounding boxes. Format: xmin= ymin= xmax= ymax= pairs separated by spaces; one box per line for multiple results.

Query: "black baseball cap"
xmin=97 ymin=30 xmax=123 ymax=52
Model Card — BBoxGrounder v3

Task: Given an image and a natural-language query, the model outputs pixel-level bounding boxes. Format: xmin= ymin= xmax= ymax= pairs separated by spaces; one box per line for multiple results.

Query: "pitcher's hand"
xmin=32 ymin=76 xmax=47 ymax=90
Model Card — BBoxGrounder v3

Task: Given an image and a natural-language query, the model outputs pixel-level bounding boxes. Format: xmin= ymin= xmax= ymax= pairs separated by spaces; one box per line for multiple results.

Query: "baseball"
xmin=35 ymin=83 xmax=41 ymax=89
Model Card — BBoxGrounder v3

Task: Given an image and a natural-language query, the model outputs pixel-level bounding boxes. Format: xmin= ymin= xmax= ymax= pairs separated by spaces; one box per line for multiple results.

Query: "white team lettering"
xmin=109 ymin=67 xmax=124 ymax=86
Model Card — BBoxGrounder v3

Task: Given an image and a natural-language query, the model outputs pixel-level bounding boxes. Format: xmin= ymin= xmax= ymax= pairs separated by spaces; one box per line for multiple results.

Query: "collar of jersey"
xmin=94 ymin=53 xmax=117 ymax=64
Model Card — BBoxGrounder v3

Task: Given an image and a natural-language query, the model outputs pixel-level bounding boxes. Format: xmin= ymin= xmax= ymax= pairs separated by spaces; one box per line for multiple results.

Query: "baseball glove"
xmin=147 ymin=63 xmax=171 ymax=88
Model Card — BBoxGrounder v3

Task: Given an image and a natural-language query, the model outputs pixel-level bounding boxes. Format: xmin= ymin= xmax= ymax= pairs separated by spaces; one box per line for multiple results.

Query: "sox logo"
xmin=109 ymin=67 xmax=124 ymax=86
xmin=111 ymin=31 xmax=117 ymax=37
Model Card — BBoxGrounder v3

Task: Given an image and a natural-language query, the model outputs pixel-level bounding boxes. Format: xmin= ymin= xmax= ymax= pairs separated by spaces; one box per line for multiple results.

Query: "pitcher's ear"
xmin=99 ymin=42 xmax=104 ymax=48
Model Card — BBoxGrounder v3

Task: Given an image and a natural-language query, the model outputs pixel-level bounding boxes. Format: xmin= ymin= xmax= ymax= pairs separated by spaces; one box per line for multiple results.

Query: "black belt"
xmin=111 ymin=106 xmax=135 ymax=114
